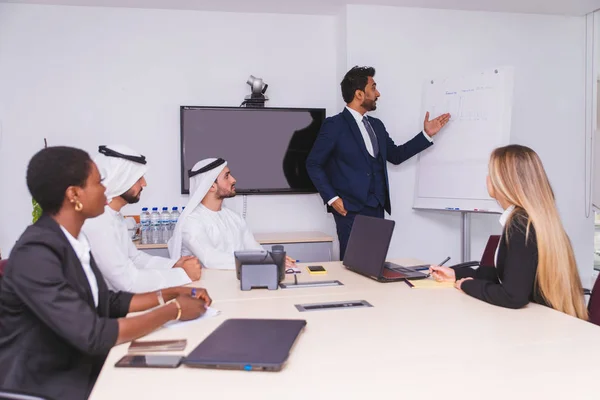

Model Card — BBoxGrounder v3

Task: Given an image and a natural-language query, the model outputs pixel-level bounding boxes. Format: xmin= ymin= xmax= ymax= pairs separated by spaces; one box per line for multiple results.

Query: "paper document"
xmin=164 ymin=307 xmax=221 ymax=329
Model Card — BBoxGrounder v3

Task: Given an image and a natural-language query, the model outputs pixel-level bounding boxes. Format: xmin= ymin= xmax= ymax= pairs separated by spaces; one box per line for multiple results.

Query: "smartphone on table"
xmin=115 ymin=354 xmax=183 ymax=368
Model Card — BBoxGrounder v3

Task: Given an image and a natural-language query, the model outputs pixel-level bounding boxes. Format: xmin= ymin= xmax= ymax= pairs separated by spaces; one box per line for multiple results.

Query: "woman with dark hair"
xmin=0 ymin=146 xmax=212 ymax=400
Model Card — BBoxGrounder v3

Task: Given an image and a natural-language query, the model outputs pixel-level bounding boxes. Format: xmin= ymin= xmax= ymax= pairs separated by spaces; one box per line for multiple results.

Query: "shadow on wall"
xmin=282 ymin=111 xmax=322 ymax=191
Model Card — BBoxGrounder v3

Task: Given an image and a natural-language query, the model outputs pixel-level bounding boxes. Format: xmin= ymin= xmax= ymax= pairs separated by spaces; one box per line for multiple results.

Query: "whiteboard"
xmin=413 ymin=67 xmax=514 ymax=213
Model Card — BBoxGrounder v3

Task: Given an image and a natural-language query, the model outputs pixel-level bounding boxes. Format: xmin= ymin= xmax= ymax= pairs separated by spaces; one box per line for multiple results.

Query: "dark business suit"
xmin=0 ymin=215 xmax=133 ymax=400
xmin=306 ymin=108 xmax=432 ymax=259
xmin=457 ymin=210 xmax=549 ymax=309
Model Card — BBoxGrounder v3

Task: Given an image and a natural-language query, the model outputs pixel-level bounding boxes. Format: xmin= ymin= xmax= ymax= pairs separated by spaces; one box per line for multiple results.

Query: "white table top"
xmin=192 ymin=258 xmax=427 ymax=302
xmin=89 ymin=260 xmax=600 ymax=400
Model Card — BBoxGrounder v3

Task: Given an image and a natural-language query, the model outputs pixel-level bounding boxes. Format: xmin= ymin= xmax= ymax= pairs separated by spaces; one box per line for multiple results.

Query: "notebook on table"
xmin=128 ymin=339 xmax=187 ymax=353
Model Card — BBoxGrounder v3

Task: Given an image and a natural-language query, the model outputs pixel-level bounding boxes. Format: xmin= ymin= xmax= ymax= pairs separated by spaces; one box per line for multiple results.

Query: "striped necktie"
xmin=362 ymin=117 xmax=379 ymax=157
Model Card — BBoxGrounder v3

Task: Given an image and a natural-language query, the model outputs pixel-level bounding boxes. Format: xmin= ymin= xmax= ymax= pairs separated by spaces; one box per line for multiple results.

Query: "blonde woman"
xmin=430 ymin=145 xmax=587 ymax=319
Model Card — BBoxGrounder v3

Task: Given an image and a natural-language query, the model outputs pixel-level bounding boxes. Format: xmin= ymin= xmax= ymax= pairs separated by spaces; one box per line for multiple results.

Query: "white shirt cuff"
xmin=422 ymin=131 xmax=433 ymax=143
xmin=327 ymin=196 xmax=340 ymax=206
xmin=171 ymin=266 xmax=193 ymax=284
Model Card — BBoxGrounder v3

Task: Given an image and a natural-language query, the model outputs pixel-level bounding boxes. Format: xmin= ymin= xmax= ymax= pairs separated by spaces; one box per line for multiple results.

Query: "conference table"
xmin=89 ymin=259 xmax=600 ymax=400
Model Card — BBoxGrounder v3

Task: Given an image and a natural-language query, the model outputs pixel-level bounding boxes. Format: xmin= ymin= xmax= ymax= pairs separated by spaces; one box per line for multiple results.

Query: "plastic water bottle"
xmin=170 ymin=207 xmax=180 ymax=237
xmin=150 ymin=207 xmax=161 ymax=244
xmin=140 ymin=207 xmax=150 ymax=244
xmin=160 ymin=207 xmax=171 ymax=244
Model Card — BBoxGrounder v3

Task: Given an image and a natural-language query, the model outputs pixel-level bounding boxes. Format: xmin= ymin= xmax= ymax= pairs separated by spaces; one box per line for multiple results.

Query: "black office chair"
xmin=0 ymin=390 xmax=55 ymax=400
xmin=449 ymin=235 xmax=501 ymax=271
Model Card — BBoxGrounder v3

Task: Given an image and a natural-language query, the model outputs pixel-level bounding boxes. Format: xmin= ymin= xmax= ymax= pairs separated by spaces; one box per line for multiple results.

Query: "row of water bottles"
xmin=139 ymin=207 xmax=184 ymax=245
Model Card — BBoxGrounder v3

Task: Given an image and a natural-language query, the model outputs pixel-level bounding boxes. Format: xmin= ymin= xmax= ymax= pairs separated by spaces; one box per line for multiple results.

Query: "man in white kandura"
xmin=83 ymin=145 xmax=202 ymax=292
xmin=168 ymin=158 xmax=295 ymax=270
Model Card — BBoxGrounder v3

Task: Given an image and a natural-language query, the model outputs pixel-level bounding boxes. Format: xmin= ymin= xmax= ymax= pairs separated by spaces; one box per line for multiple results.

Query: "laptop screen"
xmin=343 ymin=215 xmax=396 ymax=277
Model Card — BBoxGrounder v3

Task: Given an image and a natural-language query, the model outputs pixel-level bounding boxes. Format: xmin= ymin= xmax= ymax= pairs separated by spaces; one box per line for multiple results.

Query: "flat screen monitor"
xmin=180 ymin=106 xmax=325 ymax=194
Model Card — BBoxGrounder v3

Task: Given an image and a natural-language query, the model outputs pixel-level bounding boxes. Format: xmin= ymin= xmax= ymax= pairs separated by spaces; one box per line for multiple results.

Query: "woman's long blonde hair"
xmin=489 ymin=145 xmax=587 ymax=320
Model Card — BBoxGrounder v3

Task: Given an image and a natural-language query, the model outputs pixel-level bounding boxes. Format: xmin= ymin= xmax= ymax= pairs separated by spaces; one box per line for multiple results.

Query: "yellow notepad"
xmin=405 ymin=279 xmax=455 ymax=289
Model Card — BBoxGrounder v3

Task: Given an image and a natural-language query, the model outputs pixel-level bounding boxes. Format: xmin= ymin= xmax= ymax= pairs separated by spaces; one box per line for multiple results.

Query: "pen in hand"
xmin=438 ymin=256 xmax=451 ymax=266
xmin=427 ymin=256 xmax=451 ymax=279
xmin=415 ymin=256 xmax=451 ymax=271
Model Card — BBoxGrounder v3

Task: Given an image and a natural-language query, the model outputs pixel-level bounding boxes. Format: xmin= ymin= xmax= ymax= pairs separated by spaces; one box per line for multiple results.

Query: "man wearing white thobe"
xmin=83 ymin=145 xmax=201 ymax=292
xmin=168 ymin=158 xmax=295 ymax=270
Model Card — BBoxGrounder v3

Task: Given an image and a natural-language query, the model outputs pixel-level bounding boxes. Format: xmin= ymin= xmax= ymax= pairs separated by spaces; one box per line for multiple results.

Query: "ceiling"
xmin=1 ymin=0 xmax=599 ymax=16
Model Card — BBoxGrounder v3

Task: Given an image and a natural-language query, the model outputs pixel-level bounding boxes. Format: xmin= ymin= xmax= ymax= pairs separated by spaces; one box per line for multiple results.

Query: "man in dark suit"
xmin=306 ymin=66 xmax=450 ymax=259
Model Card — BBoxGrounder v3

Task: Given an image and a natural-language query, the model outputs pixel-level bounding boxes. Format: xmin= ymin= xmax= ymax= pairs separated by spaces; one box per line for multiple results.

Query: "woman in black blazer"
xmin=430 ymin=145 xmax=587 ymax=320
xmin=0 ymin=147 xmax=213 ymax=400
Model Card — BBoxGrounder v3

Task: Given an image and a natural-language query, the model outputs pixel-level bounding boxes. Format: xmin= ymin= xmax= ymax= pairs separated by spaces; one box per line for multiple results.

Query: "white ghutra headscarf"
xmin=167 ymin=158 xmax=227 ymax=259
xmin=94 ymin=145 xmax=148 ymax=203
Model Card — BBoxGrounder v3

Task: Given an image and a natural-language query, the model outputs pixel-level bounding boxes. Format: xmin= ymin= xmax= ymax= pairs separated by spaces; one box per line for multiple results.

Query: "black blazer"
xmin=0 ymin=215 xmax=133 ymax=400
xmin=457 ymin=210 xmax=548 ymax=309
xmin=306 ymin=108 xmax=432 ymax=214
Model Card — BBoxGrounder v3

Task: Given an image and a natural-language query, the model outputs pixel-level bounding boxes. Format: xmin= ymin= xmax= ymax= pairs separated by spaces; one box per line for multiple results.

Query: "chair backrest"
xmin=0 ymin=259 xmax=7 ymax=277
xmin=479 ymin=235 xmax=501 ymax=268
xmin=587 ymin=274 xmax=600 ymax=326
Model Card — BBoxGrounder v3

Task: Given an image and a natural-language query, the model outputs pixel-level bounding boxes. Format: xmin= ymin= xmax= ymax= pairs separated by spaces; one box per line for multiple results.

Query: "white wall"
xmin=345 ymin=5 xmax=594 ymax=283
xmin=0 ymin=3 xmax=339 ymax=257
xmin=592 ymin=11 xmax=600 ymax=210
xmin=0 ymin=3 xmax=594 ymax=285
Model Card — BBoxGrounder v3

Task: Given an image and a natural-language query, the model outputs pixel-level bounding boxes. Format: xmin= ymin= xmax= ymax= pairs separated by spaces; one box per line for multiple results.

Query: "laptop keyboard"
xmin=381 ymin=267 xmax=404 ymax=279
xmin=384 ymin=262 xmax=428 ymax=273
